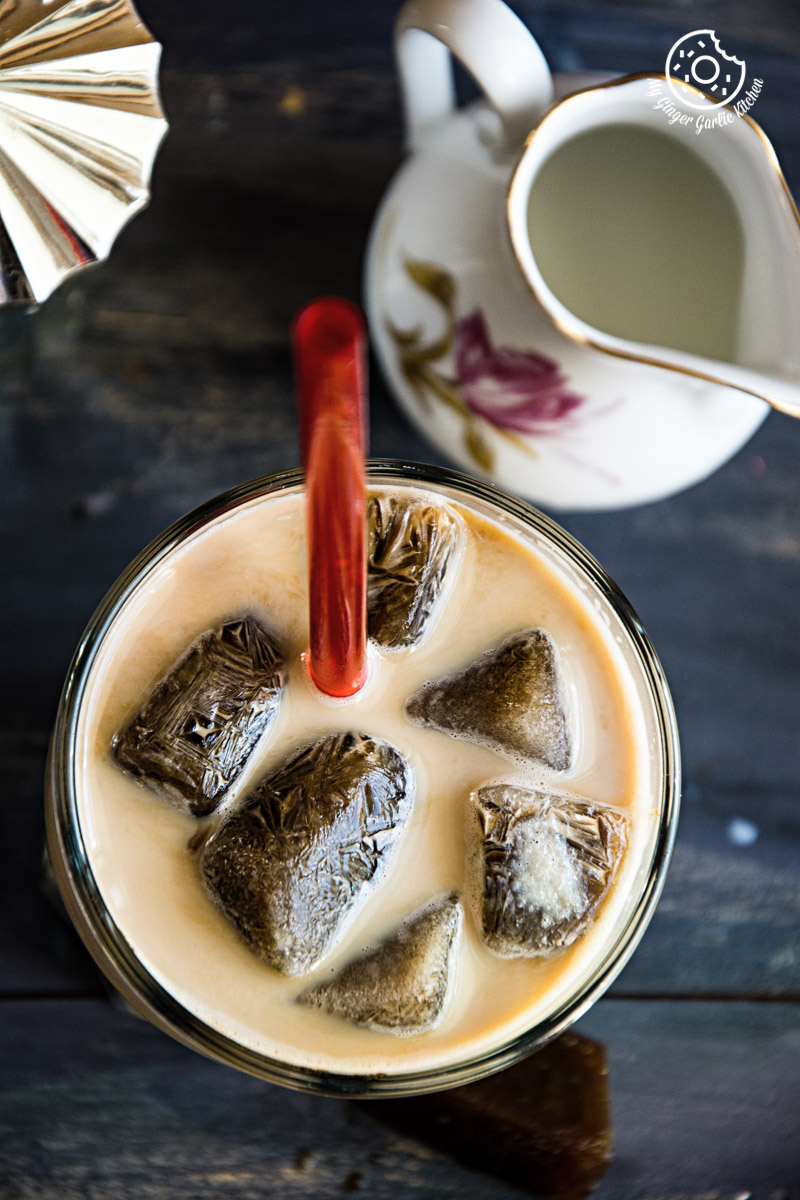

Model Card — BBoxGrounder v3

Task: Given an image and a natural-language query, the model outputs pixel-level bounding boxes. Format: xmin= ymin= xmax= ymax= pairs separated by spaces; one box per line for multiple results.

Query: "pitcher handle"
xmin=396 ymin=0 xmax=553 ymax=152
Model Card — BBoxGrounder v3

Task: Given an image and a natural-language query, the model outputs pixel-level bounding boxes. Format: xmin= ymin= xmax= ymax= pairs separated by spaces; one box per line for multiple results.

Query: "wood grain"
xmin=1 ymin=9 xmax=798 ymax=1193
xmin=2 ymin=59 xmax=797 ymax=1002
xmin=132 ymin=0 xmax=800 ymax=70
xmin=0 ymin=998 xmax=797 ymax=1197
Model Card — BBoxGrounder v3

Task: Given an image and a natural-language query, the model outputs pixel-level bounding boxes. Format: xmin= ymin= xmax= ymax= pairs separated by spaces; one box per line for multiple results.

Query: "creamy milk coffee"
xmin=70 ymin=480 xmax=658 ymax=1078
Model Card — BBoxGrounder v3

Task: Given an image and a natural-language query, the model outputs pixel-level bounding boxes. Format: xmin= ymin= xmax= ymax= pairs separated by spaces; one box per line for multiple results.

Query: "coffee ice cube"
xmin=368 ymin=494 xmax=464 ymax=649
xmin=200 ymin=733 xmax=414 ymax=976
xmin=299 ymin=894 xmax=461 ymax=1035
xmin=406 ymin=629 xmax=572 ymax=770
xmin=113 ymin=616 xmax=285 ymax=818
xmin=370 ymin=1030 xmax=613 ymax=1199
xmin=474 ymin=785 xmax=627 ymax=958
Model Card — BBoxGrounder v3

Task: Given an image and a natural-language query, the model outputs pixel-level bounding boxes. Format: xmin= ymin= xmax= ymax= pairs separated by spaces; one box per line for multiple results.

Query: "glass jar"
xmin=46 ymin=461 xmax=680 ymax=1096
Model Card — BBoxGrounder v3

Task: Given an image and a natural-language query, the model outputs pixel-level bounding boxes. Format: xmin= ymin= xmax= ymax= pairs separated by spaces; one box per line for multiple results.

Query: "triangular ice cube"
xmin=299 ymin=894 xmax=462 ymax=1034
xmin=368 ymin=494 xmax=464 ymax=649
xmin=474 ymin=785 xmax=628 ymax=958
xmin=113 ymin=616 xmax=285 ymax=817
xmin=200 ymin=733 xmax=414 ymax=976
xmin=406 ymin=629 xmax=572 ymax=770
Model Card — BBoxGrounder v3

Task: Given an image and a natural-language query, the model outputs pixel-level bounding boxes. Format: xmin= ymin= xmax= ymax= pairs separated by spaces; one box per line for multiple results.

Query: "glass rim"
xmin=46 ymin=459 xmax=681 ymax=1097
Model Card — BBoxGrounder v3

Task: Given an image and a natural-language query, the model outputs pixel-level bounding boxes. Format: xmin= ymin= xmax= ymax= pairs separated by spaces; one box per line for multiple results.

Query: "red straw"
xmin=292 ymin=297 xmax=368 ymax=698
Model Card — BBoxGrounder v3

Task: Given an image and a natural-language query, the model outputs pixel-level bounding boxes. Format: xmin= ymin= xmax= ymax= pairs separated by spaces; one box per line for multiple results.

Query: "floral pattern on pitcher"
xmin=388 ymin=259 xmax=587 ymax=472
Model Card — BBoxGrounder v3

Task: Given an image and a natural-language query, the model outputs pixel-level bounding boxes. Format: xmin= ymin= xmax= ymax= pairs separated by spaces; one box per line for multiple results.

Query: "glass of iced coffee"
xmin=45 ymin=461 xmax=679 ymax=1096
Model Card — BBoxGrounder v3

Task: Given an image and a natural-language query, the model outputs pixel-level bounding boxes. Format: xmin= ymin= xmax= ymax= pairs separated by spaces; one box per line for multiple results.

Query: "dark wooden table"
xmin=1 ymin=3 xmax=798 ymax=1196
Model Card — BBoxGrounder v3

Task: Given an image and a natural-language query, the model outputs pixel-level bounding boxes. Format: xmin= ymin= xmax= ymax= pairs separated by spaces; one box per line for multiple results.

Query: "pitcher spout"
xmin=508 ymin=73 xmax=800 ymax=418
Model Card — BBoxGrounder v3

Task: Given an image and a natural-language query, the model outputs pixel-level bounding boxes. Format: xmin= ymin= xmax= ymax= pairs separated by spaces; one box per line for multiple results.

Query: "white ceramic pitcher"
xmin=365 ymin=0 xmax=800 ymax=509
